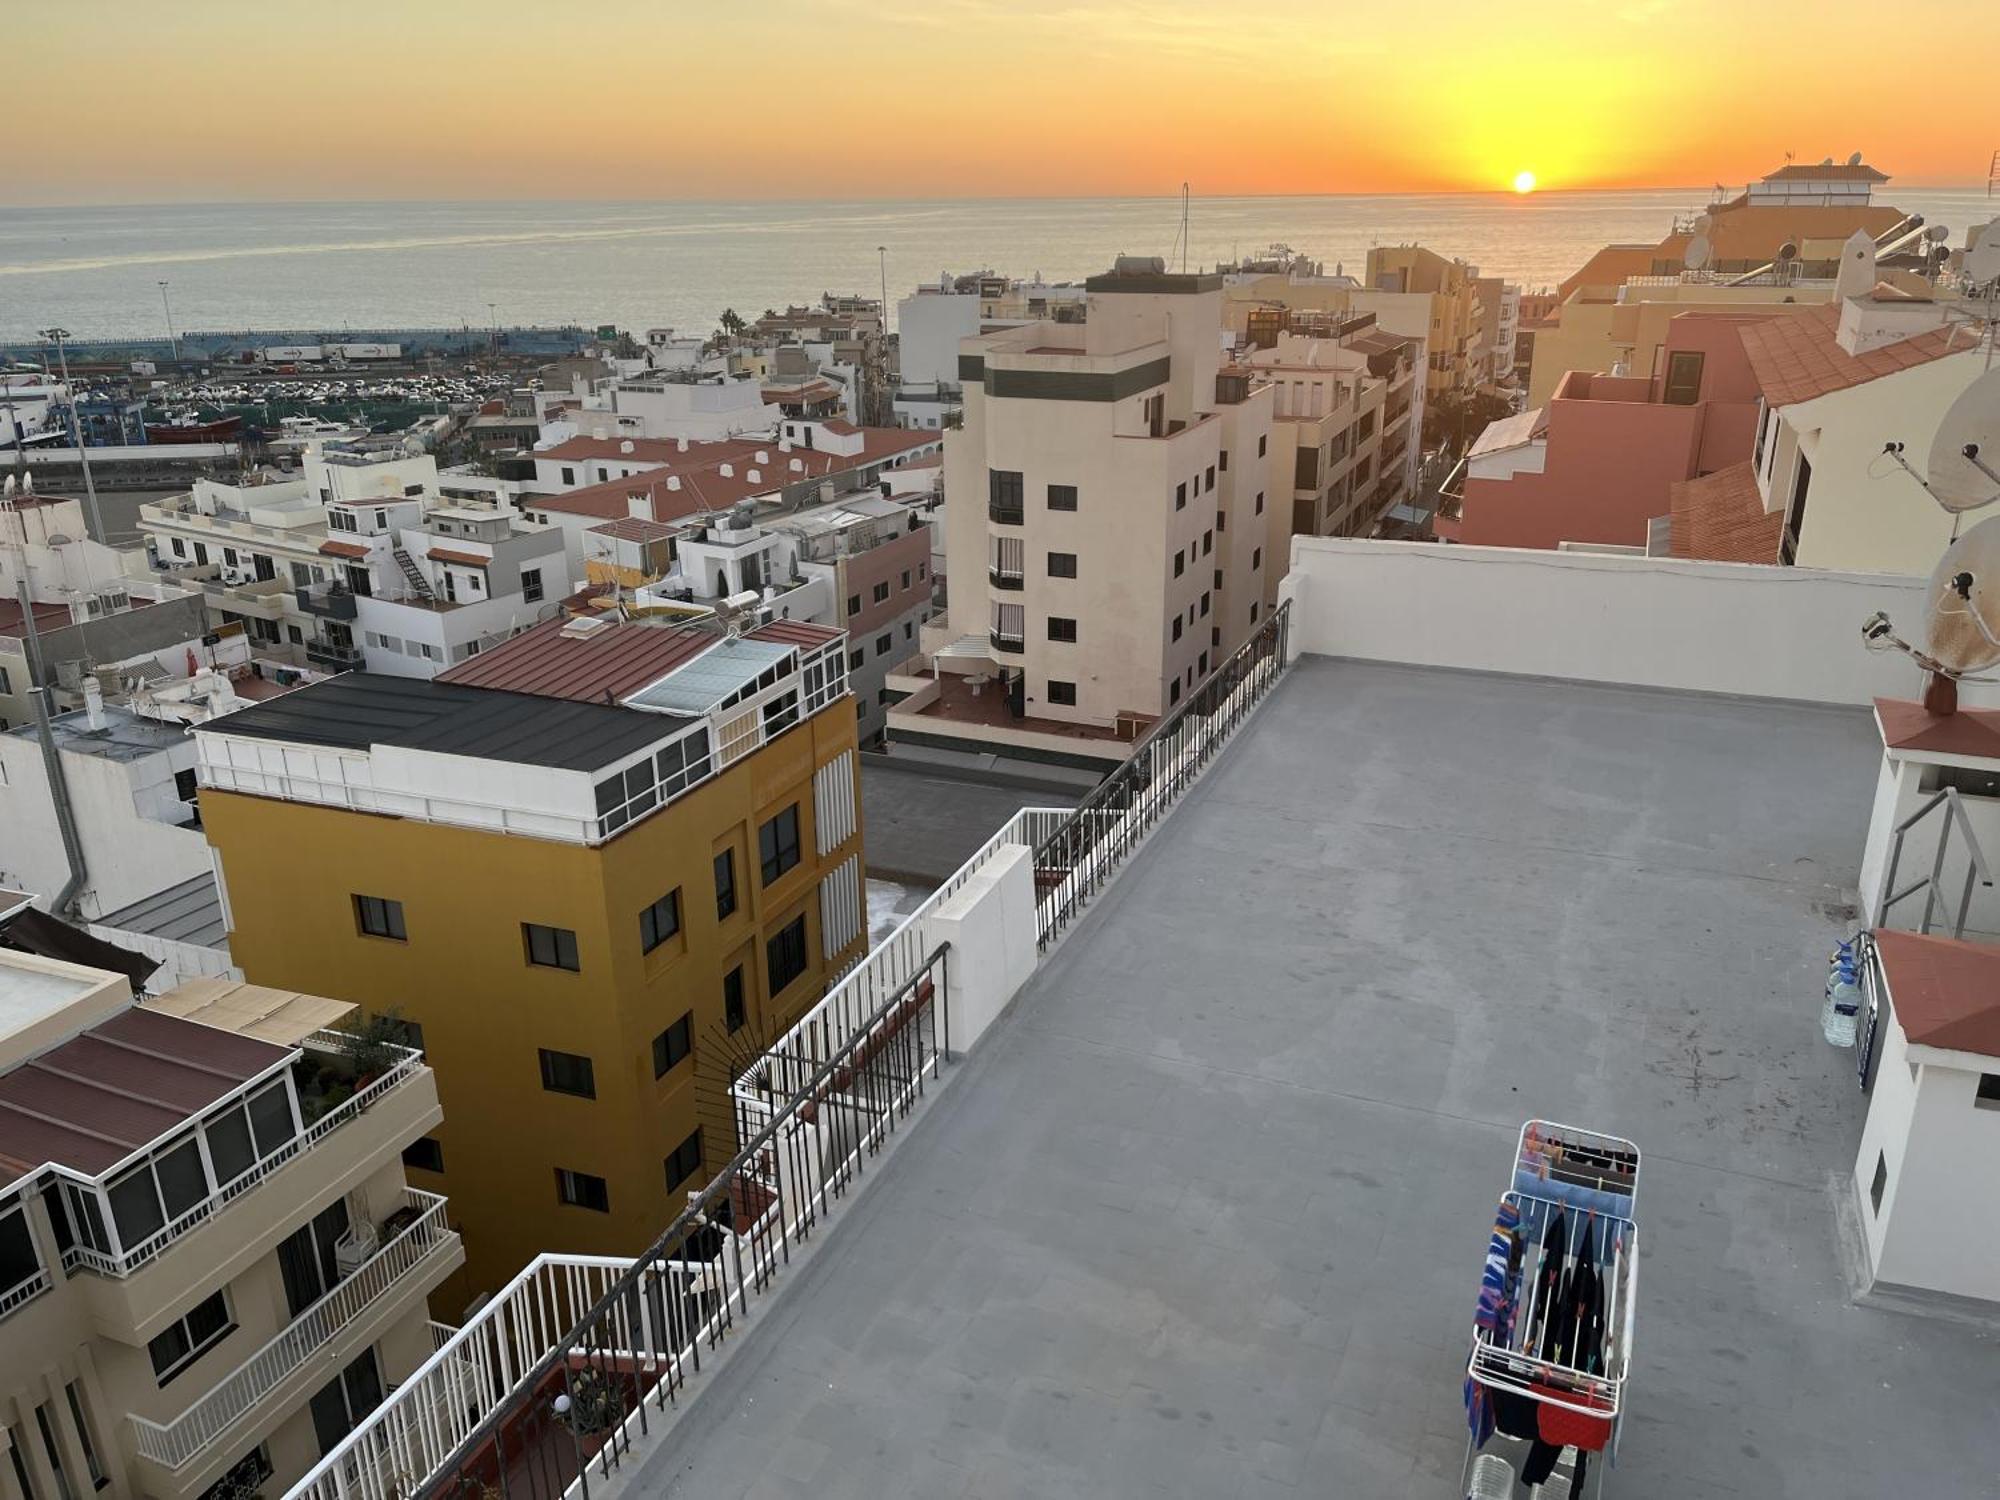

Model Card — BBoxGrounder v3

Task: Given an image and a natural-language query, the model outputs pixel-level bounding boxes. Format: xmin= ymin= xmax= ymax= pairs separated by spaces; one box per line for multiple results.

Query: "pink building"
xmin=1444 ymin=312 xmax=1781 ymax=551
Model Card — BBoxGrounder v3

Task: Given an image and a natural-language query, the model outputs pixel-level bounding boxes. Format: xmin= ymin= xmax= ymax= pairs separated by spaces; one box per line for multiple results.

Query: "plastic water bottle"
xmin=1822 ymin=939 xmax=1861 ymax=1046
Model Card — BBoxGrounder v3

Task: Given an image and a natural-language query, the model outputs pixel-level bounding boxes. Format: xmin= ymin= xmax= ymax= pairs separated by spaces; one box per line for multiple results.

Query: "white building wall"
xmin=897 ymin=292 xmax=981 ymax=389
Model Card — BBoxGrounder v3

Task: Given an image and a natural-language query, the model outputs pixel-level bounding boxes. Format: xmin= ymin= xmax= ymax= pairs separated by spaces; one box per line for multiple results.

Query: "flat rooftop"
xmin=4 ymin=704 xmax=188 ymax=762
xmin=635 ymin=659 xmax=2000 ymax=1498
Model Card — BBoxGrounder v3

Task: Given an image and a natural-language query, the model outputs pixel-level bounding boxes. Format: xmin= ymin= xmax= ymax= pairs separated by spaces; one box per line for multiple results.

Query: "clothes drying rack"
xmin=1459 ymin=1120 xmax=1640 ymax=1498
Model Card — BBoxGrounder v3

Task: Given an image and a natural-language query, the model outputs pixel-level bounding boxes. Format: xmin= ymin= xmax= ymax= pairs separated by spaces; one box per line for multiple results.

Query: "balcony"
xmin=129 ymin=1190 xmax=460 ymax=1474
xmin=988 ymin=566 xmax=1024 ymax=591
xmin=295 ymin=581 xmax=359 ymax=621
xmin=201 ymin=575 xmax=291 ymax=621
xmin=988 ymin=628 xmax=1024 ymax=654
xmin=305 ymin=639 xmax=364 ymax=670
xmin=987 ymin=501 xmax=1025 ymax=526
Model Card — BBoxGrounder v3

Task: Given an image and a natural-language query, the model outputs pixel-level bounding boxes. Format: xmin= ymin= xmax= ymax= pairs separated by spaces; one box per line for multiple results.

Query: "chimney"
xmin=747 ymin=468 xmax=761 ymax=484
xmin=719 ymin=463 xmax=734 ymax=477
xmin=676 ymin=437 xmax=690 ymax=452
xmin=83 ymin=675 xmax=106 ymax=731
xmin=628 ymin=491 xmax=650 ymax=519
xmin=666 ymin=475 xmax=682 ymax=491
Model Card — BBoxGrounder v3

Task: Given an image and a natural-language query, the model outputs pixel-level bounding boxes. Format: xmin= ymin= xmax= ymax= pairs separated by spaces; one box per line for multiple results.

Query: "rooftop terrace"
xmin=624 ymin=658 xmax=1998 ymax=1498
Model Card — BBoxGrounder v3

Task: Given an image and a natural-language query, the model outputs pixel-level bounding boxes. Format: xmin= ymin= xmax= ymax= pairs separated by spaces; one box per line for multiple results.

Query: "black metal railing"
xmin=415 ymin=945 xmax=954 ymax=1500
xmin=988 ymin=502 xmax=1025 ymax=526
xmin=1032 ymin=600 xmax=1291 ymax=949
xmin=988 ymin=568 xmax=1024 ymax=591
xmin=989 ymin=629 xmax=1024 ymax=654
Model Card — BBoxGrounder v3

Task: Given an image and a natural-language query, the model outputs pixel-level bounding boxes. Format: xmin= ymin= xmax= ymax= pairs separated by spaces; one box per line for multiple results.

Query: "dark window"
xmin=309 ymin=1350 xmax=383 ymax=1458
xmin=1252 ymin=547 xmax=1263 ymax=570
xmin=1219 ymin=450 xmax=1229 ymax=472
xmin=521 ymin=567 xmax=543 ymax=603
xmin=63 ymin=1384 xmax=104 ymax=1490
xmin=1869 ymin=1151 xmax=1888 ymax=1214
xmin=1169 ymin=679 xmax=1181 ymax=705
xmin=1214 ymin=568 xmax=1223 ymax=590
xmin=1205 ymin=464 xmax=1216 ymax=490
xmin=1217 ymin=509 xmax=1226 ymax=533
xmin=1173 ymin=551 xmax=1185 ymax=577
xmin=402 ymin=1137 xmax=445 ymax=1173
xmin=1202 ymin=530 xmax=1213 ymax=556
xmin=847 ymin=594 xmax=861 ymax=616
xmin=640 ymin=889 xmax=681 ymax=953
xmin=848 ymin=649 xmax=863 ymax=670
xmin=276 ymin=1199 xmax=348 ymax=1318
xmin=174 ymin=767 xmax=199 ymax=804
xmin=148 ymin=1290 xmax=232 ymax=1384
xmin=1047 ymin=680 xmax=1077 ymax=706
xmin=1977 ymin=1074 xmax=2000 ymax=1110
xmin=901 ymin=569 xmax=912 ymax=589
xmin=1172 ymin=616 xmax=1183 ymax=641
xmin=538 ymin=1049 xmax=596 ymax=1098
xmin=561 ymin=466 xmax=575 ymax=485
xmin=0 ymin=1208 xmax=36 ymax=1302
xmin=1258 ymin=435 xmax=1268 ymax=457
xmin=714 ymin=849 xmax=737 ymax=920
xmin=1047 ymin=552 xmax=1077 ymax=578
xmin=766 ymin=914 xmax=809 ymax=995
xmin=1048 ymin=484 xmax=1077 ymax=511
xmin=988 ymin=469 xmax=1024 ymax=522
xmin=354 ymin=895 xmax=406 ymax=941
xmin=556 ymin=1169 xmax=610 ymax=1212
xmin=1199 ymin=592 xmax=1210 ymax=618
xmin=523 ymin=923 xmax=580 ymax=971
xmin=1175 ymin=482 xmax=1187 ymax=510
xmin=664 ymin=1129 xmax=703 ymax=1194
xmin=876 ymin=633 xmax=891 ymax=655
xmin=1199 ymin=650 xmax=1209 ymax=673
xmin=1662 ymin=349 xmax=1705 ymax=406
xmin=1047 ymin=617 xmax=1077 ymax=642
xmin=723 ymin=966 xmax=747 ymax=1032
xmin=205 ymin=1108 xmax=255 ymax=1186
xmin=759 ymin=805 xmax=801 ymax=885
xmin=872 ymin=581 xmax=890 ymax=604
xmin=1255 ymin=491 xmax=1265 ymax=514
xmin=247 ymin=1081 xmax=295 ymax=1158
xmin=652 ymin=1014 xmax=693 ymax=1078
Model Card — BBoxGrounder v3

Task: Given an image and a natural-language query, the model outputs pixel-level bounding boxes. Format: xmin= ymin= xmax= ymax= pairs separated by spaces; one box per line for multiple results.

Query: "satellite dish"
xmin=1848 ymin=151 xmax=1865 ymax=168
xmin=1926 ymin=367 xmax=2000 ymax=513
xmin=1684 ymin=234 xmax=1712 ymax=271
xmin=1777 ymin=241 xmax=1798 ymax=263
xmin=1925 ymin=224 xmax=1951 ymax=243
xmin=1921 ymin=514 xmax=2000 ymax=676
xmin=1966 ymin=220 xmax=2000 ymax=286
xmin=1820 ymin=157 xmax=1835 ymax=167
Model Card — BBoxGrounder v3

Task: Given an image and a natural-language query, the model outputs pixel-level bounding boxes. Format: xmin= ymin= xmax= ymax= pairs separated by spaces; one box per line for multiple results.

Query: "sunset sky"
xmin=12 ymin=0 xmax=1996 ymax=204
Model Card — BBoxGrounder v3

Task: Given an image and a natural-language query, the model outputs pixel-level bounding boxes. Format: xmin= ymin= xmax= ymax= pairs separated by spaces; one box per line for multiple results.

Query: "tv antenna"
xmin=1863 ymin=513 xmax=2000 ymax=714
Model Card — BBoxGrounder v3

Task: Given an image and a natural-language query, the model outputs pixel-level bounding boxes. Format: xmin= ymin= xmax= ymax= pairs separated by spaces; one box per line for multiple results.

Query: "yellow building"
xmin=193 ymin=614 xmax=865 ymax=1294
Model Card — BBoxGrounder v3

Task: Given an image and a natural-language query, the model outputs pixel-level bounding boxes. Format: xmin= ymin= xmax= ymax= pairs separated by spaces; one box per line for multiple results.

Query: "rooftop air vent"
xmin=559 ymin=614 xmax=612 ymax=640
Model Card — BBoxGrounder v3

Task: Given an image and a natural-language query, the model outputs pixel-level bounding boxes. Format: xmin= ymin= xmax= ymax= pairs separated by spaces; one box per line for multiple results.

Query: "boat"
xmin=145 ymin=410 xmax=244 ymax=445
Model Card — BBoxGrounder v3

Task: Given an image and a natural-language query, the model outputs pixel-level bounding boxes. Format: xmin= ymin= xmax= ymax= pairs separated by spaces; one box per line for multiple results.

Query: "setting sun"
xmin=1512 ymin=170 xmax=1537 ymax=194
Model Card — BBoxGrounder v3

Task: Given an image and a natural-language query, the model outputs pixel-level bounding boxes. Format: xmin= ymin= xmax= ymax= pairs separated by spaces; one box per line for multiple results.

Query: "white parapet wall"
xmin=1278 ymin=537 xmax=1995 ymax=709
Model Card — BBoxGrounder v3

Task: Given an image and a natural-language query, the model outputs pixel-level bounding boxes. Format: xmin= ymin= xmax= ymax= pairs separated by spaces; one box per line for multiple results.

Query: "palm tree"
xmin=718 ymin=308 xmax=745 ymax=337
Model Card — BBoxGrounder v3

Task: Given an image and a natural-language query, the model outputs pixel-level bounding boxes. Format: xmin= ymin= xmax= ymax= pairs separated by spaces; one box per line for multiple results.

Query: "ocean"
xmin=2 ymin=189 xmax=1993 ymax=344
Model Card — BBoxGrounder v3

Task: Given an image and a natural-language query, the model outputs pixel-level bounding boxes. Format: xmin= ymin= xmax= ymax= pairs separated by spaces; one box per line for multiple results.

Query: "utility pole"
xmin=38 ymin=329 xmax=108 ymax=550
xmin=487 ymin=303 xmax=499 ymax=361
xmin=158 ymin=281 xmax=179 ymax=365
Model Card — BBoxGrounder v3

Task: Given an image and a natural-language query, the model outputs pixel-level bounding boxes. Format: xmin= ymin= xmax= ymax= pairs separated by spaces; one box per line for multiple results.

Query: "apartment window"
xmin=664 ymin=1129 xmax=704 ymax=1194
xmin=1869 ymin=1151 xmax=1888 ymax=1214
xmin=170 ymin=537 xmax=186 ymax=558
xmin=1047 ymin=552 xmax=1077 ymax=578
xmin=766 ymin=914 xmax=809 ymax=995
xmin=723 ymin=965 xmax=747 ymax=1032
xmin=872 ymin=581 xmax=890 ymax=604
xmin=308 ymin=1350 xmax=384 ymax=1458
xmin=523 ymin=923 xmax=580 ymax=972
xmin=901 ymin=569 xmax=912 ymax=590
xmin=847 ymin=594 xmax=861 ymax=617
xmin=759 ymin=804 xmax=801 ymax=884
xmin=561 ymin=466 xmax=575 ymax=485
xmin=652 ymin=1013 xmax=693 ymax=1078
xmin=1977 ymin=1073 xmax=2000 ymax=1110
xmin=401 ymin=1137 xmax=445 ymax=1173
xmin=1258 ymin=434 xmax=1268 ymax=457
xmin=175 ymin=767 xmax=198 ymax=804
xmin=904 ymin=620 xmax=915 ymax=639
xmin=556 ymin=1169 xmax=610 ymax=1212
xmin=1662 ymin=349 xmax=1705 ymax=406
xmin=876 ymin=633 xmax=892 ymax=656
xmin=1255 ymin=491 xmax=1265 ymax=515
xmin=988 ymin=469 xmax=1024 ymax=522
xmin=714 ymin=848 xmax=738 ymax=919
xmin=848 ymin=648 xmax=863 ymax=670
xmin=1200 ymin=592 xmax=1210 ymax=618
xmin=1252 ymin=547 xmax=1263 ymax=570
xmin=1047 ymin=617 xmax=1077 ymax=642
xmin=63 ymin=1385 xmax=104 ymax=1491
xmin=1202 ymin=529 xmax=1213 ymax=557
xmin=1212 ymin=626 xmax=1222 ymax=649
xmin=1216 ymin=509 xmax=1226 ymax=533
xmin=640 ymin=889 xmax=681 ymax=953
xmin=33 ymin=1410 xmax=72 ymax=1500
xmin=1213 ymin=568 xmax=1223 ymax=591
xmin=1175 ymin=482 xmax=1187 ymax=511
xmin=1251 ymin=602 xmax=1260 ymax=623
xmin=353 ymin=895 xmax=406 ymax=941
xmin=522 ymin=567 xmax=544 ymax=603
xmin=1048 ymin=484 xmax=1077 ymax=511
xmin=1173 ymin=550 xmax=1185 ymax=578
xmin=1753 ymin=400 xmax=1772 ymax=473
xmin=6 ymin=1425 xmax=33 ymax=1500
xmin=1204 ymin=464 xmax=1216 ymax=492
xmin=276 ymin=1199 xmax=350 ymax=1318
xmin=1172 ymin=616 xmax=1183 ymax=642
xmin=148 ymin=1290 xmax=233 ymax=1385
xmin=1169 ymin=679 xmax=1181 ymax=705
xmin=1047 ymin=680 xmax=1077 ymax=706
xmin=1219 ymin=450 xmax=1229 ymax=472
xmin=538 ymin=1049 xmax=596 ymax=1098
xmin=1199 ymin=650 xmax=1210 ymax=673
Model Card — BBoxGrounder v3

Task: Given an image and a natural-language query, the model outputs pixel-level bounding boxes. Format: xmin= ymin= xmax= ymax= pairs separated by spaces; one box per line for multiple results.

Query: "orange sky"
xmin=11 ymin=1 xmax=1995 ymax=203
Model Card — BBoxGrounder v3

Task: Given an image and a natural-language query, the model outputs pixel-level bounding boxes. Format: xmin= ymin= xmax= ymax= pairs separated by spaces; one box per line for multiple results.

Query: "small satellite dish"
xmin=1820 ymin=156 xmax=1835 ymax=167
xmin=1921 ymin=514 xmax=2000 ymax=676
xmin=1966 ymin=220 xmax=2000 ymax=286
xmin=1777 ymin=241 xmax=1798 ymax=263
xmin=1925 ymin=224 xmax=1951 ymax=243
xmin=1926 ymin=367 xmax=2000 ymax=513
xmin=1848 ymin=151 xmax=1865 ymax=168
xmin=1684 ymin=234 xmax=1712 ymax=271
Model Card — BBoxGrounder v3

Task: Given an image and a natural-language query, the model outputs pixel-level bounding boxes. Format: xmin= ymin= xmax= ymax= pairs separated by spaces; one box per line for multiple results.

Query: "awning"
xmin=144 ymin=978 xmax=357 ymax=1046
xmin=933 ymin=634 xmax=994 ymax=660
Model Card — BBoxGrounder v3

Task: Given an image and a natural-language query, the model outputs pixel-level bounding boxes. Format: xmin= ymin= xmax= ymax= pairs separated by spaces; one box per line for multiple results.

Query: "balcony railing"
xmin=987 ymin=567 xmax=1024 ymax=591
xmin=61 ymin=1033 xmax=425 ymax=1280
xmin=296 ymin=581 xmax=359 ymax=621
xmin=987 ymin=501 xmax=1025 ymax=526
xmin=989 ymin=629 xmax=1024 ymax=655
xmin=305 ymin=639 xmax=364 ymax=670
xmin=131 ymin=1190 xmax=456 ymax=1472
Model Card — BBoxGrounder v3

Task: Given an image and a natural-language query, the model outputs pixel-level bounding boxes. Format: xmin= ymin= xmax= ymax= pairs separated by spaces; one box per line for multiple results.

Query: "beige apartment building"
xmin=898 ymin=261 xmax=1276 ymax=756
xmin=0 ymin=951 xmax=459 ymax=1500
xmin=1241 ymin=327 xmax=1423 ymax=572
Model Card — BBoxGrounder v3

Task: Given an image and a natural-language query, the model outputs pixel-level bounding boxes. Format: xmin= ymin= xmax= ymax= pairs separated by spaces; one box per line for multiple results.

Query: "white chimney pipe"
xmin=83 ymin=675 xmax=106 ymax=731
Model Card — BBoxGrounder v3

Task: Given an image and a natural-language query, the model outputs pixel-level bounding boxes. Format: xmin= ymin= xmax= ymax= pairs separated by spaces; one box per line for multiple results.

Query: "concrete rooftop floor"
xmin=636 ymin=657 xmax=2000 ymax=1499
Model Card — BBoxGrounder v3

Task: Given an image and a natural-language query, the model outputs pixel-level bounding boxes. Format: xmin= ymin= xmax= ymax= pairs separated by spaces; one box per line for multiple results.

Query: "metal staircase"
xmin=1877 ymin=786 xmax=1995 ymax=939
xmin=391 ymin=547 xmax=434 ymax=600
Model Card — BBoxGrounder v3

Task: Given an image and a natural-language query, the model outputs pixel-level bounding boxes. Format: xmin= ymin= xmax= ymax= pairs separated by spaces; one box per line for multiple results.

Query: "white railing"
xmin=0 ymin=1270 xmax=49 ymax=1320
xmin=132 ymin=1191 xmax=457 ymax=1471
xmin=61 ymin=1038 xmax=426 ymax=1280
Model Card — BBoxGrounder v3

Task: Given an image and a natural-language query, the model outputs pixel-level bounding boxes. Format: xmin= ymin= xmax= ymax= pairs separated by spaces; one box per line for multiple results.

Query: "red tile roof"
xmin=1667 ymin=461 xmax=1784 ymax=565
xmin=1738 ymin=304 xmax=1972 ymax=408
xmin=427 ymin=547 xmax=489 ymax=567
xmin=0 ymin=1007 xmax=291 ymax=1178
xmin=820 ymin=418 xmax=860 ymax=435
xmin=436 ymin=615 xmax=715 ymax=703
xmin=1872 ymin=929 xmax=2000 ymax=1059
xmin=1874 ymin=699 xmax=2000 ymax=759
xmin=319 ymin=539 xmax=371 ymax=559
xmin=0 ymin=599 xmax=72 ymax=639
xmin=746 ymin=619 xmax=842 ymax=647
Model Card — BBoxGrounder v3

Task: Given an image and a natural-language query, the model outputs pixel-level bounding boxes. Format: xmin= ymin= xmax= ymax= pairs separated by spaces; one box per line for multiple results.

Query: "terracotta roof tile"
xmin=1738 ymin=304 xmax=1972 ymax=408
xmin=436 ymin=615 xmax=715 ymax=703
xmin=318 ymin=539 xmax=371 ymax=559
xmin=1874 ymin=698 xmax=2000 ymax=758
xmin=1667 ymin=461 xmax=1784 ymax=564
xmin=1871 ymin=929 xmax=2000 ymax=1059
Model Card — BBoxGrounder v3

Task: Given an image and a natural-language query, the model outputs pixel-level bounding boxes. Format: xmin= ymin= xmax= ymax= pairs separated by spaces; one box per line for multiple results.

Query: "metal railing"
xmin=989 ymin=629 xmax=1024 ymax=654
xmin=62 ymin=1036 xmax=426 ymax=1279
xmin=1876 ymin=786 xmax=1995 ymax=939
xmin=132 ymin=1191 xmax=456 ymax=1470
xmin=1033 ymin=599 xmax=1291 ymax=949
xmin=289 ymin=944 xmax=954 ymax=1500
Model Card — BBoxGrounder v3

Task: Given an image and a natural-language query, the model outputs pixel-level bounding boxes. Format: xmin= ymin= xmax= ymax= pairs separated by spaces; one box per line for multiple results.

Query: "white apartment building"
xmin=914 ymin=260 xmax=1277 ymax=746
xmin=0 ymin=954 xmax=460 ymax=1500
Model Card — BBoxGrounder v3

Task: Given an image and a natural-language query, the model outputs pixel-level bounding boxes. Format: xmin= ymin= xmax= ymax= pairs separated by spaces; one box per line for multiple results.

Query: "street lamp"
xmin=486 ymin=303 xmax=498 ymax=360
xmin=157 ymin=281 xmax=179 ymax=365
xmin=36 ymin=328 xmax=107 ymax=550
